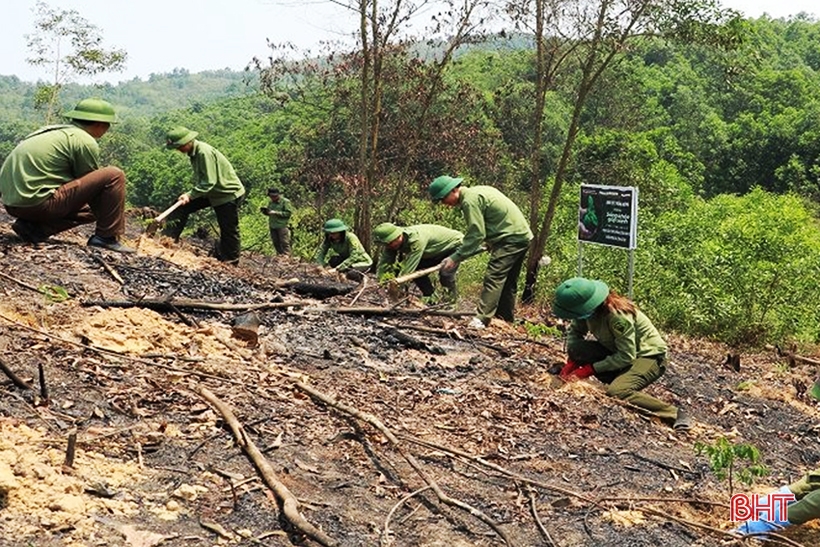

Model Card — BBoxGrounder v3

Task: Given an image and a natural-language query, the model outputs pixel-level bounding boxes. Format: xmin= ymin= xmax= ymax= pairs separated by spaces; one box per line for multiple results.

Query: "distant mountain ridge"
xmin=0 ymin=68 xmax=257 ymax=124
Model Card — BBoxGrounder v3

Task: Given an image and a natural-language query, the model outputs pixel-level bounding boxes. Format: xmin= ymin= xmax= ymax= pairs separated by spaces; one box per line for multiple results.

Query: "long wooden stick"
xmin=198 ymin=387 xmax=339 ymax=547
xmin=380 ymin=486 xmax=432 ymax=547
xmin=0 ymin=359 xmax=34 ymax=391
xmin=293 ymin=380 xmax=513 ymax=546
xmin=81 ymin=298 xmax=305 ymax=312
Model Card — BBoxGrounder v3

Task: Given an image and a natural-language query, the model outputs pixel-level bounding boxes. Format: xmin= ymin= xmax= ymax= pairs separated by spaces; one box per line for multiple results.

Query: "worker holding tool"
xmin=373 ymin=222 xmax=463 ymax=304
xmin=733 ymin=467 xmax=820 ymax=537
xmin=163 ymin=126 xmax=246 ymax=264
xmin=428 ymin=175 xmax=532 ymax=330
xmin=260 ymin=187 xmax=293 ymax=255
xmin=0 ymin=98 xmax=134 ymax=253
xmin=552 ymin=277 xmax=692 ymax=431
xmin=313 ymin=218 xmax=372 ymax=274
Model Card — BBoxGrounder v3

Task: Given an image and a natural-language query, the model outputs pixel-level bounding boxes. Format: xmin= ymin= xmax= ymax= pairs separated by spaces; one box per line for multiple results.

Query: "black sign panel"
xmin=578 ymin=185 xmax=638 ymax=249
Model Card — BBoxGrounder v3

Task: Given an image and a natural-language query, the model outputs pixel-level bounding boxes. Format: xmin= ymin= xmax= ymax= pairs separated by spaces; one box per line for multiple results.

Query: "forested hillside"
xmin=2 ymin=14 xmax=820 ymax=346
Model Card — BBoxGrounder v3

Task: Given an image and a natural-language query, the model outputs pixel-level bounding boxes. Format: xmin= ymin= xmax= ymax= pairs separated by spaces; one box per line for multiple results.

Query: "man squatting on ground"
xmin=0 ymin=98 xmax=134 ymax=253
xmin=313 ymin=218 xmax=373 ymax=274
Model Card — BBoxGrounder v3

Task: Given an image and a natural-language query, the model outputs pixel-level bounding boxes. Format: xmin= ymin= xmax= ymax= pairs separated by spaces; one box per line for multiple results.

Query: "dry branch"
xmin=380 ymin=485 xmax=432 ymax=547
xmin=0 ymin=358 xmax=34 ymax=391
xmin=198 ymin=387 xmax=339 ymax=547
xmin=0 ymin=271 xmax=42 ymax=293
xmin=91 ymin=255 xmax=124 ymax=284
xmin=528 ymin=488 xmax=556 ymax=547
xmin=292 ymin=380 xmax=513 ymax=546
xmin=327 ymin=306 xmax=473 ymax=318
xmin=81 ymin=298 xmax=305 ymax=312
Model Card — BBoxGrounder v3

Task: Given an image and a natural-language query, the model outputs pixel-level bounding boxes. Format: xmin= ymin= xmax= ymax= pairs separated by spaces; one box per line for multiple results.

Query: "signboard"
xmin=578 ymin=184 xmax=638 ymax=250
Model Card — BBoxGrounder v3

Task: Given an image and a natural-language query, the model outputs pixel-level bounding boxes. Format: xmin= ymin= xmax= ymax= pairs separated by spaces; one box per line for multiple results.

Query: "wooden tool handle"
xmin=153 ymin=199 xmax=184 ymax=223
xmin=390 ymin=263 xmax=443 ymax=286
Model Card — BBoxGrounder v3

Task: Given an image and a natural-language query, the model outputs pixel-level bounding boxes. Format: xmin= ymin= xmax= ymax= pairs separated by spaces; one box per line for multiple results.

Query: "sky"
xmin=0 ymin=0 xmax=817 ymax=85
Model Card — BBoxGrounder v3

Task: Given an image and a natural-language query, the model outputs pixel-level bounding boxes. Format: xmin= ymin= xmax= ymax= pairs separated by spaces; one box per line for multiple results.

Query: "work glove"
xmin=569 ymin=364 xmax=595 ymax=379
xmin=558 ymin=359 xmax=580 ymax=379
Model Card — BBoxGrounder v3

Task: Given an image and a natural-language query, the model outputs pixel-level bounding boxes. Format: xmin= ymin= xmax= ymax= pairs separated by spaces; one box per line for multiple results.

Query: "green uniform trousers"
xmin=568 ymin=340 xmax=678 ymax=422
xmin=788 ymin=468 xmax=820 ymax=524
xmin=477 ymin=240 xmax=529 ymax=324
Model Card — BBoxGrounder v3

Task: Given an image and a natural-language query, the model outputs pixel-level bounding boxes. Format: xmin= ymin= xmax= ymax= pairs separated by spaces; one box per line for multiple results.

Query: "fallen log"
xmin=384 ymin=322 xmax=511 ymax=357
xmin=81 ymin=298 xmax=305 ymax=312
xmin=198 ymin=387 xmax=339 ymax=547
xmin=380 ymin=324 xmax=446 ymax=355
xmin=327 ymin=306 xmax=473 ymax=318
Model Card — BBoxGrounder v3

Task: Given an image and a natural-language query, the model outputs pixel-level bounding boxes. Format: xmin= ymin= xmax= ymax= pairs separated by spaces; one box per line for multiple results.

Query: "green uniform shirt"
xmin=267 ymin=197 xmax=293 ymax=229
xmin=451 ymin=185 xmax=533 ymax=262
xmin=567 ymin=309 xmax=668 ymax=373
xmin=0 ymin=124 xmax=100 ymax=207
xmin=314 ymin=231 xmax=373 ymax=270
xmin=187 ymin=140 xmax=245 ymax=206
xmin=377 ymin=224 xmax=463 ymax=280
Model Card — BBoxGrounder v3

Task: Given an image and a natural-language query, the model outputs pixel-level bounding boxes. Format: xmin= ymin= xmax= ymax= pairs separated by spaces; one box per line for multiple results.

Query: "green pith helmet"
xmin=323 ymin=218 xmax=348 ymax=233
xmin=428 ymin=175 xmax=463 ymax=201
xmin=64 ymin=98 xmax=117 ymax=123
xmin=373 ymin=222 xmax=402 ymax=244
xmin=552 ymin=277 xmax=609 ymax=319
xmin=165 ymin=126 xmax=199 ymax=149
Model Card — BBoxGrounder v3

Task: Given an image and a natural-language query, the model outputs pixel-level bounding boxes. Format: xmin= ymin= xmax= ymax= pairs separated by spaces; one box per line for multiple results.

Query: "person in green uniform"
xmin=313 ymin=218 xmax=372 ymax=273
xmin=552 ymin=277 xmax=691 ymax=430
xmin=428 ymin=175 xmax=532 ymax=330
xmin=260 ymin=187 xmax=293 ymax=255
xmin=373 ymin=222 xmax=463 ymax=302
xmin=0 ymin=98 xmax=134 ymax=253
xmin=163 ymin=126 xmax=246 ymax=264
xmin=733 ymin=467 xmax=820 ymax=536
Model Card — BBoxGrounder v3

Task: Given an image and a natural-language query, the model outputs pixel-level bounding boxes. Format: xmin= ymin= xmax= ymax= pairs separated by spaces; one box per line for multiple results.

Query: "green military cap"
xmin=373 ymin=222 xmax=402 ymax=244
xmin=428 ymin=175 xmax=463 ymax=201
xmin=323 ymin=218 xmax=348 ymax=233
xmin=64 ymin=98 xmax=117 ymax=123
xmin=165 ymin=126 xmax=198 ymax=149
xmin=552 ymin=277 xmax=609 ymax=319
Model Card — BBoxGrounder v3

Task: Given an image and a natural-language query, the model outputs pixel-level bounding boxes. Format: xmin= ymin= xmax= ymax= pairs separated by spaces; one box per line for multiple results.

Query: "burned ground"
xmin=0 ymin=215 xmax=818 ymax=547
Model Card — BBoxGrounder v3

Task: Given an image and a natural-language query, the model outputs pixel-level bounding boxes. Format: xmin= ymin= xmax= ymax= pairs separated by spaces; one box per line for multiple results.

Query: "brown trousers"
xmin=5 ymin=166 xmax=126 ymax=238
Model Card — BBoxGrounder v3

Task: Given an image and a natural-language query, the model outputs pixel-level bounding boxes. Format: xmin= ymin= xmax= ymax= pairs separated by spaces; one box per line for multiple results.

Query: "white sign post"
xmin=577 ymin=184 xmax=638 ymax=297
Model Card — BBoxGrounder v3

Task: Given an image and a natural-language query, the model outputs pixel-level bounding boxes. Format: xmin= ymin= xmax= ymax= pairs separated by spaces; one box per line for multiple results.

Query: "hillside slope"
xmin=0 ymin=212 xmax=818 ymax=547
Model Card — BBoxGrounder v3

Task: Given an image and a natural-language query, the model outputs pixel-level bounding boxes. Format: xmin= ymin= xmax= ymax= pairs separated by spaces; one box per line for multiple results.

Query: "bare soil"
xmin=0 ymin=213 xmax=818 ymax=547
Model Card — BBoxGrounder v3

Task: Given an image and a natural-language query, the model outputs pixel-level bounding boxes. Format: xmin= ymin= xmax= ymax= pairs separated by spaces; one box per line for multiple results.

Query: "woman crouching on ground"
xmin=552 ymin=277 xmax=691 ymax=431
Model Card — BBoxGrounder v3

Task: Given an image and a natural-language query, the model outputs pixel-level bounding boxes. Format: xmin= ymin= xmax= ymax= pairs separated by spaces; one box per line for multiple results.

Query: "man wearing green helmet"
xmin=552 ymin=277 xmax=691 ymax=430
xmin=0 ymin=98 xmax=134 ymax=253
xmin=373 ymin=222 xmax=463 ymax=302
xmin=428 ymin=175 xmax=532 ymax=329
xmin=162 ymin=126 xmax=246 ymax=264
xmin=313 ymin=218 xmax=372 ymax=274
